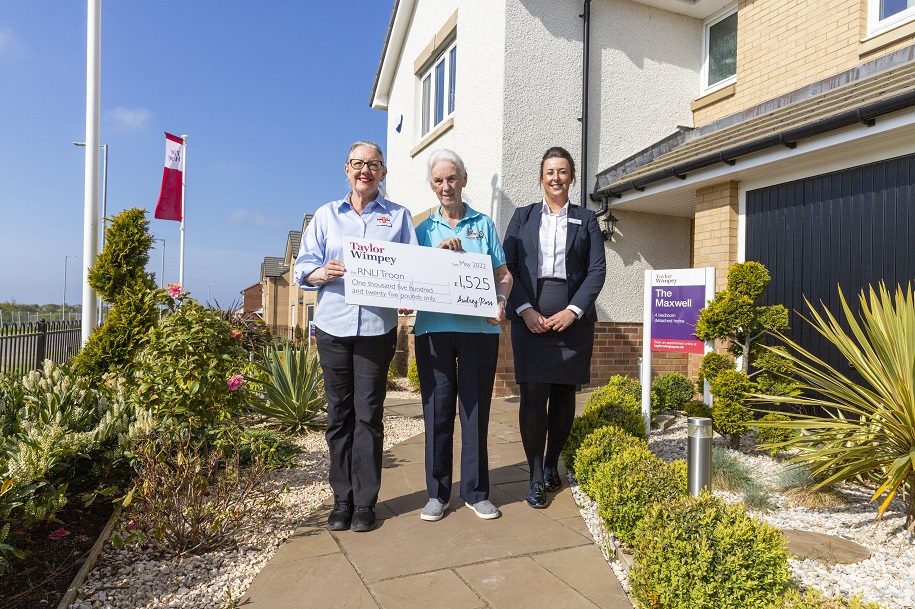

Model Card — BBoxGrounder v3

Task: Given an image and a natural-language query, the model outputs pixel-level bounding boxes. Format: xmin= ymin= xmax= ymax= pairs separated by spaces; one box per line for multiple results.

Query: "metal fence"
xmin=0 ymin=320 xmax=82 ymax=377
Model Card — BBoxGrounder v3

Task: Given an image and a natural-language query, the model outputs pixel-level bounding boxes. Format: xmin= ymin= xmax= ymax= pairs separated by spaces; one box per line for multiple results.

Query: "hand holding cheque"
xmin=338 ymin=237 xmax=499 ymax=317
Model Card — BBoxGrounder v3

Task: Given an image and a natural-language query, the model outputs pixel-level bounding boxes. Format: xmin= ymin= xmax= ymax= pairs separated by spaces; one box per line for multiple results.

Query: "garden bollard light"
xmin=687 ymin=416 xmax=713 ymax=496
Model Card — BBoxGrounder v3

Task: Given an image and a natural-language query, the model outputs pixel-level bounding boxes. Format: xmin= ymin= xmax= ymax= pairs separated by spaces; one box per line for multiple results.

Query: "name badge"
xmin=569 ymin=218 xmax=582 ymax=225
xmin=466 ymin=228 xmax=482 ymax=240
xmin=376 ymin=215 xmax=392 ymax=227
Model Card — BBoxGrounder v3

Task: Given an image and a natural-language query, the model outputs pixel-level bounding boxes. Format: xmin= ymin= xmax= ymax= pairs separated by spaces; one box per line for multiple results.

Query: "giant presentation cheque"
xmin=343 ymin=236 xmax=498 ymax=317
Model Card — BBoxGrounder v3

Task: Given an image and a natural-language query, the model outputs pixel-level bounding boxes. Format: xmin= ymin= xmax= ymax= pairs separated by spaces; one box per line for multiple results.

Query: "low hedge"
xmin=562 ymin=384 xmax=645 ymax=474
xmin=574 ymin=426 xmax=645 ymax=497
xmin=630 ymin=492 xmax=790 ymax=609
xmin=587 ymin=443 xmax=686 ymax=546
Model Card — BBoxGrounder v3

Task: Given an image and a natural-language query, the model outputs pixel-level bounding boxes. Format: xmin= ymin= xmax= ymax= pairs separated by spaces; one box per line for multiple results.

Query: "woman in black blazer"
xmin=503 ymin=146 xmax=607 ymax=508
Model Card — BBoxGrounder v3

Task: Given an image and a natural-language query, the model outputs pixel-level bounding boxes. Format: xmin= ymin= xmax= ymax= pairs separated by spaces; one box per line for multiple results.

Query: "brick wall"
xmin=693 ymin=0 xmax=915 ymax=125
xmin=694 ymin=181 xmax=739 ymax=293
xmin=395 ymin=317 xmax=690 ymax=398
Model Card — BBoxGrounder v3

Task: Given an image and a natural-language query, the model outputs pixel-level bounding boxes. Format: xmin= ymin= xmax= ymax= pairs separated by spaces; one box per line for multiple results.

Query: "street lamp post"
xmin=208 ymin=284 xmax=214 ymax=304
xmin=63 ymin=255 xmax=77 ymax=321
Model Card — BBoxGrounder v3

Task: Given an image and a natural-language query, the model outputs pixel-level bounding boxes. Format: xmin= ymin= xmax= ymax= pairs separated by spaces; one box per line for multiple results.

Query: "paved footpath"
xmin=241 ymin=393 xmax=633 ymax=609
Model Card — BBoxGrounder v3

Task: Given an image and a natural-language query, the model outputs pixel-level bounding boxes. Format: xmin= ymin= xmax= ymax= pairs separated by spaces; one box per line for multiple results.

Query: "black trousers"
xmin=316 ymin=327 xmax=397 ymax=507
xmin=518 ymin=382 xmax=577 ymax=485
xmin=415 ymin=332 xmax=499 ymax=505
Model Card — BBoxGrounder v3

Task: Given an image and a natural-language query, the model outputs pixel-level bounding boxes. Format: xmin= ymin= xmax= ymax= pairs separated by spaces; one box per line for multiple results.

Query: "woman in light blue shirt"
xmin=294 ymin=140 xmax=417 ymax=533
xmin=413 ymin=149 xmax=512 ymax=522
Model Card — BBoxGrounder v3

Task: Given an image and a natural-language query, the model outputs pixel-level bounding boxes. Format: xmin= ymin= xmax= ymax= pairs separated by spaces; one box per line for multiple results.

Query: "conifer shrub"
xmin=754 ymin=412 xmax=798 ymax=455
xmin=407 ymin=358 xmax=420 ymax=392
xmin=710 ymin=369 xmax=755 ymax=448
xmin=651 ymin=372 xmax=696 ymax=413
xmin=697 ymin=351 xmax=734 ymax=391
xmin=630 ymin=493 xmax=790 ymax=609
xmin=587 ymin=443 xmax=687 ymax=546
xmin=562 ymin=385 xmax=646 ymax=474
xmin=684 ymin=399 xmax=713 ymax=419
xmin=72 ymin=208 xmax=159 ymax=385
xmin=573 ymin=426 xmax=645 ymax=495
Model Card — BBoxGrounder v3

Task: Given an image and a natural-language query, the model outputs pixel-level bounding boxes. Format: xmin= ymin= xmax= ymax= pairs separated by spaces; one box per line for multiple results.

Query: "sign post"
xmin=641 ymin=268 xmax=715 ymax=436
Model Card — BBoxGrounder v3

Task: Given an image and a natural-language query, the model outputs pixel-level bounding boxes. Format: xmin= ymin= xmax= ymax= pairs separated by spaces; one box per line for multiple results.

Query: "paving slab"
xmin=458 ymin=556 xmax=602 ymax=609
xmin=338 ymin=487 xmax=590 ymax=584
xmin=783 ymin=529 xmax=871 ymax=564
xmin=534 ymin=545 xmax=633 ymax=609
xmin=495 ymin=480 xmax=584 ymax=520
xmin=371 ymin=570 xmax=485 ymax=609
xmin=241 ymin=551 xmax=378 ymax=609
xmin=269 ymin=526 xmax=340 ymax=564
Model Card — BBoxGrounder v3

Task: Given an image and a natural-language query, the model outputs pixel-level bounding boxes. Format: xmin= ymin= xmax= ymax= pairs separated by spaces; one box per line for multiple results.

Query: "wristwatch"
xmin=497 ymin=294 xmax=508 ymax=303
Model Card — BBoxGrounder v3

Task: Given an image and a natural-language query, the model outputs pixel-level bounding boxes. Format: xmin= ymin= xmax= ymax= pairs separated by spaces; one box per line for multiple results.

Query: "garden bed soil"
xmin=0 ymin=499 xmax=115 ymax=609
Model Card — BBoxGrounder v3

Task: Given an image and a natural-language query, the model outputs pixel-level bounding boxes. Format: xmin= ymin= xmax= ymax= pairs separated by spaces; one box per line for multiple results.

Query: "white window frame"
xmin=868 ymin=0 xmax=915 ymax=36
xmin=418 ymin=39 xmax=456 ymax=138
xmin=700 ymin=3 xmax=738 ymax=95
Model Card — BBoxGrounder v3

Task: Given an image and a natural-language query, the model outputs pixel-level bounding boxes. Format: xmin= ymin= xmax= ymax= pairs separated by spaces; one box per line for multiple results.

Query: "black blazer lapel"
xmin=523 ymin=204 xmax=542 ymax=282
xmin=566 ymin=205 xmax=582 ymax=254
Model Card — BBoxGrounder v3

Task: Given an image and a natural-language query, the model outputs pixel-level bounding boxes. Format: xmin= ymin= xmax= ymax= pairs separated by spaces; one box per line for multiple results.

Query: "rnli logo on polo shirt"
xmin=466 ymin=228 xmax=483 ymax=240
xmin=376 ymin=215 xmax=392 ymax=227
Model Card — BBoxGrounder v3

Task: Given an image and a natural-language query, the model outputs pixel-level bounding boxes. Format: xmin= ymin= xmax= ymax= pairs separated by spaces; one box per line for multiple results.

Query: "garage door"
xmin=746 ymin=153 xmax=915 ymax=390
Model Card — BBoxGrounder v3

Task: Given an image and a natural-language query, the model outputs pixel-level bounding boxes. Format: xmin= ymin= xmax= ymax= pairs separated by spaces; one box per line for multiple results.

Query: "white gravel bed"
xmin=572 ymin=413 xmax=915 ymax=609
xmin=69 ymin=414 xmax=424 ymax=609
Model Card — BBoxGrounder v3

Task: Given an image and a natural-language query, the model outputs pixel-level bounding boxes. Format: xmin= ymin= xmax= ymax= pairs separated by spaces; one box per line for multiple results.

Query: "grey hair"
xmin=427 ymin=149 xmax=467 ymax=181
xmin=347 ymin=140 xmax=385 ymax=164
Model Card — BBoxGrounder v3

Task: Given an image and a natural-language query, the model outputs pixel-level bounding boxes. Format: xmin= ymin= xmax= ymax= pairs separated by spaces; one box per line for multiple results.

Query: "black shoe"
xmin=526 ymin=482 xmax=547 ymax=508
xmin=327 ymin=502 xmax=353 ymax=531
xmin=351 ymin=505 xmax=377 ymax=532
xmin=544 ymin=467 xmax=561 ymax=492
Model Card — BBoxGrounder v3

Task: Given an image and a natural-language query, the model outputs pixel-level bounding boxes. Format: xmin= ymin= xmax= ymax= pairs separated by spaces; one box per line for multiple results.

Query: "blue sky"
xmin=0 ymin=1 xmax=395 ymax=307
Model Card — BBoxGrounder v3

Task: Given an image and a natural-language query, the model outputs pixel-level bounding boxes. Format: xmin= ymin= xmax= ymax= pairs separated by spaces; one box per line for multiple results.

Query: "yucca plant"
xmin=754 ymin=282 xmax=915 ymax=532
xmin=248 ymin=340 xmax=326 ymax=432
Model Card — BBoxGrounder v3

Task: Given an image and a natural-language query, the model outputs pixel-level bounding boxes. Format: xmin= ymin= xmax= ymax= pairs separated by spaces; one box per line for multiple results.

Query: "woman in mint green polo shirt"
xmin=414 ymin=149 xmax=513 ymax=523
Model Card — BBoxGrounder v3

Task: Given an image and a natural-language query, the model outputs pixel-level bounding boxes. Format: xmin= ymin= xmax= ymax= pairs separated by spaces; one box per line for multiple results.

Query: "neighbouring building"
xmin=259 ymin=216 xmax=317 ymax=340
xmin=370 ymin=0 xmax=915 ymax=394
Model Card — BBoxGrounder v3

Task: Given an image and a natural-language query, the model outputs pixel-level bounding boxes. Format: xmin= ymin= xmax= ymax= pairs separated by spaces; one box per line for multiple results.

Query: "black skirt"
xmin=511 ymin=278 xmax=595 ymax=385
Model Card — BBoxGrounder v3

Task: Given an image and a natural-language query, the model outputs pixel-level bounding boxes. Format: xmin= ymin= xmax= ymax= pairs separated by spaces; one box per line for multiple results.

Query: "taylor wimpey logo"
xmin=349 ymin=241 xmax=396 ymax=265
xmin=376 ymin=215 xmax=392 ymax=227
xmin=654 ymin=272 xmax=677 ymax=285
xmin=168 ymin=150 xmax=182 ymax=164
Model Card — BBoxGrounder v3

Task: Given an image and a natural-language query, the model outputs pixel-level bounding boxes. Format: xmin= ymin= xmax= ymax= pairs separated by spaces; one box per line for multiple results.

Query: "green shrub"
xmin=684 ymin=399 xmax=712 ymax=419
xmin=651 ymin=372 xmax=696 ymax=413
xmin=574 ymin=426 xmax=645 ymax=495
xmin=603 ymin=374 xmax=641 ymax=401
xmin=73 ymin=209 xmax=161 ymax=385
xmin=588 ymin=443 xmax=687 ymax=546
xmin=212 ymin=427 xmax=300 ymax=470
xmin=630 ymin=493 xmax=790 ymax=609
xmin=710 ymin=369 xmax=755 ymax=449
xmin=754 ymin=413 xmax=798 ymax=455
xmin=697 ymin=352 xmax=734 ymax=390
xmin=407 ymin=358 xmax=420 ymax=392
xmin=131 ymin=297 xmax=250 ymax=429
xmin=562 ymin=385 xmax=646 ymax=474
xmin=248 ymin=340 xmax=326 ymax=432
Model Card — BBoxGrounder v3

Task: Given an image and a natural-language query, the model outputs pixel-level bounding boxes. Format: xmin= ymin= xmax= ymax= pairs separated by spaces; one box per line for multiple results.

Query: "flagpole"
xmin=81 ymin=0 xmax=101 ymax=345
xmin=179 ymin=134 xmax=187 ymax=286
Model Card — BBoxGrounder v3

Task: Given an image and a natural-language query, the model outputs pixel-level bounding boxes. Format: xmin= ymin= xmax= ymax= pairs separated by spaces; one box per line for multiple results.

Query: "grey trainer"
xmin=420 ymin=498 xmax=448 ymax=521
xmin=465 ymin=500 xmax=501 ymax=520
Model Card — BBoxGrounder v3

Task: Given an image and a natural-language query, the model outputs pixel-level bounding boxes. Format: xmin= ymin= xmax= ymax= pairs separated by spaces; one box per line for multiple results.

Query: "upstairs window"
xmin=869 ymin=0 xmax=915 ymax=35
xmin=419 ymin=40 xmax=456 ymax=137
xmin=702 ymin=5 xmax=737 ymax=93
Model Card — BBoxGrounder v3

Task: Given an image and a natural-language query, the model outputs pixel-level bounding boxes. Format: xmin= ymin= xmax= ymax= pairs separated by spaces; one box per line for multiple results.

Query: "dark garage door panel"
xmin=746 ymin=153 xmax=915 ymax=382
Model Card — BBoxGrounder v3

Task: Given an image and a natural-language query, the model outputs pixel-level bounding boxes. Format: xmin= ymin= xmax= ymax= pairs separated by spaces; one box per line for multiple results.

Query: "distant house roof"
xmin=240 ymin=282 xmax=261 ymax=294
xmin=594 ymin=45 xmax=915 ymax=199
xmin=261 ymin=256 xmax=288 ymax=280
xmin=287 ymin=230 xmax=302 ymax=260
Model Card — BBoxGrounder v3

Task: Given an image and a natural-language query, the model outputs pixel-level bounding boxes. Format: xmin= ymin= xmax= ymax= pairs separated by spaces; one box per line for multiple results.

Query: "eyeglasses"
xmin=348 ymin=159 xmax=384 ymax=172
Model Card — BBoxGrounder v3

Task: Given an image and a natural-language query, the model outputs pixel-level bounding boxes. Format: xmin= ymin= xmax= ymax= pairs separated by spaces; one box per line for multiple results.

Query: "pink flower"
xmin=78 ymin=535 xmax=91 ymax=542
xmin=231 ymin=330 xmax=243 ymax=339
xmin=127 ymin=519 xmax=138 ymax=530
xmin=227 ymin=374 xmax=244 ymax=391
xmin=49 ymin=528 xmax=70 ymax=541
xmin=166 ymin=283 xmax=184 ymax=299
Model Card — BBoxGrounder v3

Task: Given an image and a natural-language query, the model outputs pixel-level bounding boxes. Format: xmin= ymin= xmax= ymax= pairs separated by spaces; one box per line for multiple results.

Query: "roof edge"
xmin=370 ymin=0 xmax=417 ymax=110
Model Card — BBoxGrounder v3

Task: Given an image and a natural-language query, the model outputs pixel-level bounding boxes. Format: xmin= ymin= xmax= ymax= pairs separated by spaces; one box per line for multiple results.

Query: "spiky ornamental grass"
xmin=754 ymin=282 xmax=915 ymax=532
